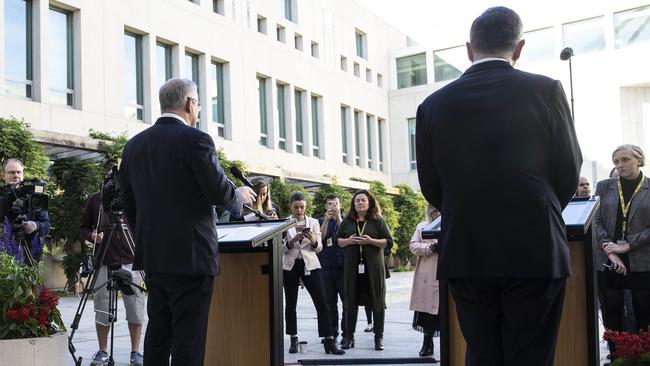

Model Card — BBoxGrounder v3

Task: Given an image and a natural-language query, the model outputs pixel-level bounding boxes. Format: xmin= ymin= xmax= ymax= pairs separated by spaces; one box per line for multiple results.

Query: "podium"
xmin=203 ymin=219 xmax=294 ymax=366
xmin=425 ymin=197 xmax=600 ymax=366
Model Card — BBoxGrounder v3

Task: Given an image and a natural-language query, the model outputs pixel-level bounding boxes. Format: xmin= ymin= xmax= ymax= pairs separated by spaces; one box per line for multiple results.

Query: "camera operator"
xmin=1 ymin=159 xmax=50 ymax=252
xmin=80 ymin=192 xmax=145 ymax=366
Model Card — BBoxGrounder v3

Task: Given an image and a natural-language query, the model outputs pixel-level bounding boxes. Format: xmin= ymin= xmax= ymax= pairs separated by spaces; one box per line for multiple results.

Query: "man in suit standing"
xmin=416 ymin=7 xmax=582 ymax=366
xmin=119 ymin=78 xmax=255 ymax=366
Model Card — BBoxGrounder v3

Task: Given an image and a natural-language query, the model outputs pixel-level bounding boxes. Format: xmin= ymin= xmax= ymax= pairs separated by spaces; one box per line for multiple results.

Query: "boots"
xmin=374 ymin=334 xmax=384 ymax=351
xmin=324 ymin=338 xmax=345 ymax=355
xmin=289 ymin=336 xmax=299 ymax=353
xmin=340 ymin=337 xmax=355 ymax=349
xmin=419 ymin=334 xmax=434 ymax=357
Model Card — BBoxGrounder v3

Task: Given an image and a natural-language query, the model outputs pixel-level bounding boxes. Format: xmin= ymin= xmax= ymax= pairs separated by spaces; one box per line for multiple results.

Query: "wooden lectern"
xmin=203 ymin=219 xmax=294 ymax=366
xmin=425 ymin=197 xmax=600 ymax=366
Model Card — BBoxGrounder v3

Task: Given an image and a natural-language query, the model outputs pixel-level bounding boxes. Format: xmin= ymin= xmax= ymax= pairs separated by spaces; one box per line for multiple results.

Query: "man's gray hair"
xmin=2 ymin=158 xmax=23 ymax=171
xmin=159 ymin=78 xmax=197 ymax=112
xmin=470 ymin=7 xmax=523 ymax=55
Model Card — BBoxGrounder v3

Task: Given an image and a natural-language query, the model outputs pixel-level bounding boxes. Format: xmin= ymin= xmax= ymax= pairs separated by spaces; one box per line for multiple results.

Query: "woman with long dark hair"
xmin=334 ymin=190 xmax=393 ymax=351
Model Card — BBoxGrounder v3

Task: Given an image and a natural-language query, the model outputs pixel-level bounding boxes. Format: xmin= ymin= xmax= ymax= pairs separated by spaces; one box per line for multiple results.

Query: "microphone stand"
xmin=560 ymin=47 xmax=575 ymax=121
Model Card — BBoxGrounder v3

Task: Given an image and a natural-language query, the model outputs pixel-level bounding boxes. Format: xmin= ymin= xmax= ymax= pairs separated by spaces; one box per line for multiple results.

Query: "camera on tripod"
xmin=0 ymin=178 xmax=49 ymax=242
xmin=101 ymin=166 xmax=123 ymax=221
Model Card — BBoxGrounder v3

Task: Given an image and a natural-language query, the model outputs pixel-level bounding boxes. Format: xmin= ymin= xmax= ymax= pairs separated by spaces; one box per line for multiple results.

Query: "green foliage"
xmin=392 ymin=264 xmax=413 ymax=272
xmin=0 ymin=117 xmax=49 ymax=180
xmin=270 ymin=177 xmax=313 ymax=218
xmin=59 ymin=251 xmax=83 ymax=292
xmin=217 ymin=148 xmax=247 ymax=183
xmin=392 ymin=184 xmax=428 ymax=261
xmin=311 ymin=179 xmax=353 ymax=219
xmin=89 ymin=129 xmax=128 ymax=169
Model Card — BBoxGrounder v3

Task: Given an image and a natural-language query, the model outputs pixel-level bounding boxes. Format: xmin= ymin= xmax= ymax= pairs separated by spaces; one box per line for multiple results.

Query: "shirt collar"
xmin=471 ymin=57 xmax=511 ymax=66
xmin=160 ymin=113 xmax=189 ymax=126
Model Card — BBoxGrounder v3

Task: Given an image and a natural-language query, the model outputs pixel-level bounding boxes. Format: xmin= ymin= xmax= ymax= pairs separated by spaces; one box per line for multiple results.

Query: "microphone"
xmin=229 ymin=166 xmax=253 ymax=188
xmin=560 ymin=47 xmax=573 ymax=61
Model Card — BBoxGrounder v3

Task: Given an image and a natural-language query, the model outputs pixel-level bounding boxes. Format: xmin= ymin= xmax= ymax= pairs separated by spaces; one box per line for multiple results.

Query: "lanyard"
xmin=357 ymin=220 xmax=367 ymax=262
xmin=617 ymin=173 xmax=644 ymax=239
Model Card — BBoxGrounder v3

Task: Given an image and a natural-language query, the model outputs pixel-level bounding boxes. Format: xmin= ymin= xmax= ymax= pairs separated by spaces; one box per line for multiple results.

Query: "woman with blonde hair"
xmin=242 ymin=176 xmax=279 ymax=220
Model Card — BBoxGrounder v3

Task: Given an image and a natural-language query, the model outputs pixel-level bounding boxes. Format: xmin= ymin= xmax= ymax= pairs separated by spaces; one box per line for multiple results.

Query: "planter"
xmin=0 ymin=331 xmax=68 ymax=366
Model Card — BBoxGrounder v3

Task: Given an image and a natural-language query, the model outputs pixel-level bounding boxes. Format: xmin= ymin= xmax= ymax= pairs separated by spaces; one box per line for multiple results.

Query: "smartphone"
xmin=302 ymin=227 xmax=311 ymax=234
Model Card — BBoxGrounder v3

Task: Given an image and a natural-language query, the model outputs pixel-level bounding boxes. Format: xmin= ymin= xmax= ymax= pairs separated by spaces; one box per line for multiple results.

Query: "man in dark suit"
xmin=416 ymin=7 xmax=582 ymax=366
xmin=119 ymin=78 xmax=255 ymax=366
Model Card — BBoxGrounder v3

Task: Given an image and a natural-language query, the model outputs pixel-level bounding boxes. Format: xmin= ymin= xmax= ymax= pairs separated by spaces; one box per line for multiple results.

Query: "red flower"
xmin=37 ymin=314 xmax=48 ymax=329
xmin=5 ymin=309 xmax=19 ymax=320
xmin=18 ymin=307 xmax=30 ymax=321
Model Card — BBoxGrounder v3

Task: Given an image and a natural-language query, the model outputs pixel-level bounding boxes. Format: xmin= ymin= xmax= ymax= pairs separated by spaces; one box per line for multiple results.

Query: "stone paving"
xmin=58 ymin=271 xmax=612 ymax=365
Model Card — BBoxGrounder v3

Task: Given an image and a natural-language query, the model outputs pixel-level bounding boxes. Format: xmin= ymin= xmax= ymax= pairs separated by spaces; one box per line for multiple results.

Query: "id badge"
xmin=358 ymin=264 xmax=365 ymax=274
xmin=617 ymin=240 xmax=627 ymax=245
xmin=326 ymin=238 xmax=333 ymax=247
xmin=304 ymin=266 xmax=311 ymax=276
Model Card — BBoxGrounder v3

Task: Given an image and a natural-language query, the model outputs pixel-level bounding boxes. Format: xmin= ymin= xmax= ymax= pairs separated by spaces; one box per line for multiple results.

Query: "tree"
xmin=392 ymin=184 xmax=428 ymax=261
xmin=311 ymin=179 xmax=353 ymax=219
xmin=0 ymin=117 xmax=48 ymax=180
xmin=270 ymin=177 xmax=312 ymax=218
xmin=88 ymin=129 xmax=128 ymax=169
xmin=217 ymin=148 xmax=247 ymax=184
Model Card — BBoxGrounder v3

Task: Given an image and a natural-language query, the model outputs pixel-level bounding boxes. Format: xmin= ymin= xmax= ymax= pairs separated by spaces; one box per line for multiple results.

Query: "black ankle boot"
xmin=374 ymin=335 xmax=384 ymax=351
xmin=419 ymin=335 xmax=433 ymax=357
xmin=341 ymin=337 xmax=355 ymax=349
xmin=324 ymin=338 xmax=345 ymax=355
xmin=289 ymin=336 xmax=299 ymax=353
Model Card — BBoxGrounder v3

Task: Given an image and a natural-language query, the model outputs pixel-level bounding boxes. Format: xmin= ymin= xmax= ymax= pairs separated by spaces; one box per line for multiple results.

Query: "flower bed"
xmin=604 ymin=328 xmax=650 ymax=366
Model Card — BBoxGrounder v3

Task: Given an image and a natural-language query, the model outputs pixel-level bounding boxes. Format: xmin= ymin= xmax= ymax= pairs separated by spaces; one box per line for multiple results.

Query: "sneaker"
xmin=364 ymin=323 xmax=374 ymax=332
xmin=89 ymin=351 xmax=109 ymax=366
xmin=130 ymin=351 xmax=144 ymax=366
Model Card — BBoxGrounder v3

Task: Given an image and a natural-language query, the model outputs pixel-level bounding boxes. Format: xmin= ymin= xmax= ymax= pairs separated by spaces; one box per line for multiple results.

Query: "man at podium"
xmin=415 ymin=7 xmax=582 ymax=366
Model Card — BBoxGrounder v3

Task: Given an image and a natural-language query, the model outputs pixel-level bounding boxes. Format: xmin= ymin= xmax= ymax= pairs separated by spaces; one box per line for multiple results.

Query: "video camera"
xmin=101 ymin=166 xmax=122 ymax=220
xmin=0 ymin=179 xmax=49 ymax=241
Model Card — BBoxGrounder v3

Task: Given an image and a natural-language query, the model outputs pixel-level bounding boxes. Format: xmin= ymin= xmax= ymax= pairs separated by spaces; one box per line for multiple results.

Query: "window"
xmin=185 ymin=52 xmax=201 ymax=128
xmin=213 ymin=0 xmax=224 ymax=15
xmin=353 ymin=62 xmax=360 ymax=77
xmin=563 ymin=17 xmax=605 ymax=55
xmin=294 ymin=33 xmax=303 ymax=51
xmin=518 ymin=28 xmax=554 ymax=67
xmin=257 ymin=15 xmax=267 ymax=34
xmin=276 ymin=24 xmax=286 ymax=43
xmin=284 ymin=0 xmax=296 ymax=22
xmin=124 ymin=32 xmax=144 ymax=120
xmin=156 ymin=43 xmax=172 ymax=92
xmin=366 ymin=115 xmax=373 ymax=167
xmin=340 ymin=56 xmax=348 ymax=71
xmin=378 ymin=118 xmax=385 ymax=171
xmin=258 ymin=76 xmax=269 ymax=146
xmin=615 ymin=6 xmax=650 ymax=49
xmin=211 ymin=61 xmax=226 ymax=137
xmin=277 ymin=83 xmax=287 ymax=150
xmin=294 ymin=89 xmax=304 ymax=154
xmin=311 ymin=95 xmax=320 ymax=158
xmin=354 ymin=111 xmax=361 ymax=166
xmin=377 ymin=73 xmax=383 ymax=88
xmin=433 ymin=46 xmax=466 ymax=82
xmin=397 ymin=53 xmax=427 ymax=88
xmin=366 ymin=68 xmax=372 ymax=83
xmin=311 ymin=41 xmax=319 ymax=58
xmin=341 ymin=106 xmax=348 ymax=163
xmin=408 ymin=118 xmax=416 ymax=170
xmin=4 ymin=0 xmax=33 ymax=98
xmin=48 ymin=7 xmax=74 ymax=106
xmin=355 ymin=28 xmax=367 ymax=59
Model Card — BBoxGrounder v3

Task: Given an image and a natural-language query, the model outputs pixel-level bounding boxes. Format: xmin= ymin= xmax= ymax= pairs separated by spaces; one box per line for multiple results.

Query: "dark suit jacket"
xmin=416 ymin=60 xmax=582 ymax=280
xmin=119 ymin=116 xmax=244 ymax=276
xmin=594 ymin=177 xmax=650 ymax=272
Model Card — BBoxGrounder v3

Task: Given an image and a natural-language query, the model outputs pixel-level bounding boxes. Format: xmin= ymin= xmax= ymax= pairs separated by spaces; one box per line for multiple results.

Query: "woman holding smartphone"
xmin=282 ymin=192 xmax=345 ymax=355
xmin=334 ymin=190 xmax=394 ymax=351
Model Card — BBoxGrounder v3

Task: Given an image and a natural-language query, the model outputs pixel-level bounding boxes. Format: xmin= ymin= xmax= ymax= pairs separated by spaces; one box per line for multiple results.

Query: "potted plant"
xmin=0 ymin=218 xmax=67 ymax=365
xmin=603 ymin=328 xmax=650 ymax=365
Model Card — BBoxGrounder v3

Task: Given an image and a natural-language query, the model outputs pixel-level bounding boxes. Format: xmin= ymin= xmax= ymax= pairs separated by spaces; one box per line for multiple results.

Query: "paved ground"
xmin=59 ymin=271 xmax=612 ymax=365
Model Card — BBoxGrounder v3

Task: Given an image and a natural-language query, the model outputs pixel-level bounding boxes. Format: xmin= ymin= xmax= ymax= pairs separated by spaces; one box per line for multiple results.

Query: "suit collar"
xmin=463 ymin=60 xmax=514 ymax=76
xmin=155 ymin=116 xmax=188 ymax=126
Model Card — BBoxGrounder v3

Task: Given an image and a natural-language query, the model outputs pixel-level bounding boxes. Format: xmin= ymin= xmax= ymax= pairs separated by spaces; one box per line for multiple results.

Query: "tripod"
xmin=68 ymin=210 xmax=146 ymax=366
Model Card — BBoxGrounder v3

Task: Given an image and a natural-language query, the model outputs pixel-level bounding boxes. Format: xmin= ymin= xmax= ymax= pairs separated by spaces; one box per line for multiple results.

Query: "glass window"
xmin=48 ymin=7 xmax=73 ymax=106
xmin=185 ymin=52 xmax=201 ymax=128
xmin=257 ymin=15 xmax=267 ymax=34
xmin=4 ymin=0 xmax=33 ymax=98
xmin=284 ymin=0 xmax=295 ymax=22
xmin=294 ymin=33 xmax=303 ymax=51
xmin=518 ymin=28 xmax=554 ymax=67
xmin=366 ymin=115 xmax=373 ymax=167
xmin=397 ymin=53 xmax=427 ymax=89
xmin=408 ymin=118 xmax=416 ymax=170
xmin=354 ymin=111 xmax=361 ymax=166
xmin=311 ymin=41 xmax=319 ymax=58
xmin=340 ymin=56 xmax=347 ymax=71
xmin=355 ymin=29 xmax=367 ymax=59
xmin=258 ymin=77 xmax=268 ymax=146
xmin=277 ymin=83 xmax=286 ymax=150
xmin=311 ymin=96 xmax=320 ymax=158
xmin=433 ymin=46 xmax=466 ymax=83
xmin=156 ymin=43 xmax=172 ymax=92
xmin=295 ymin=89 xmax=303 ymax=154
xmin=276 ymin=24 xmax=286 ymax=43
xmin=615 ymin=6 xmax=650 ymax=49
xmin=211 ymin=61 xmax=226 ymax=137
xmin=377 ymin=73 xmax=383 ymax=88
xmin=213 ymin=0 xmax=224 ymax=15
xmin=378 ymin=118 xmax=384 ymax=171
xmin=341 ymin=106 xmax=348 ymax=163
xmin=563 ymin=17 xmax=605 ymax=55
xmin=353 ymin=62 xmax=360 ymax=77
xmin=124 ymin=32 xmax=144 ymax=120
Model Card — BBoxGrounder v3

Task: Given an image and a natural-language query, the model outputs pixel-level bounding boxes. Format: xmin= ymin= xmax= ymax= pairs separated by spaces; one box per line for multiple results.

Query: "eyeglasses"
xmin=187 ymin=97 xmax=201 ymax=110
